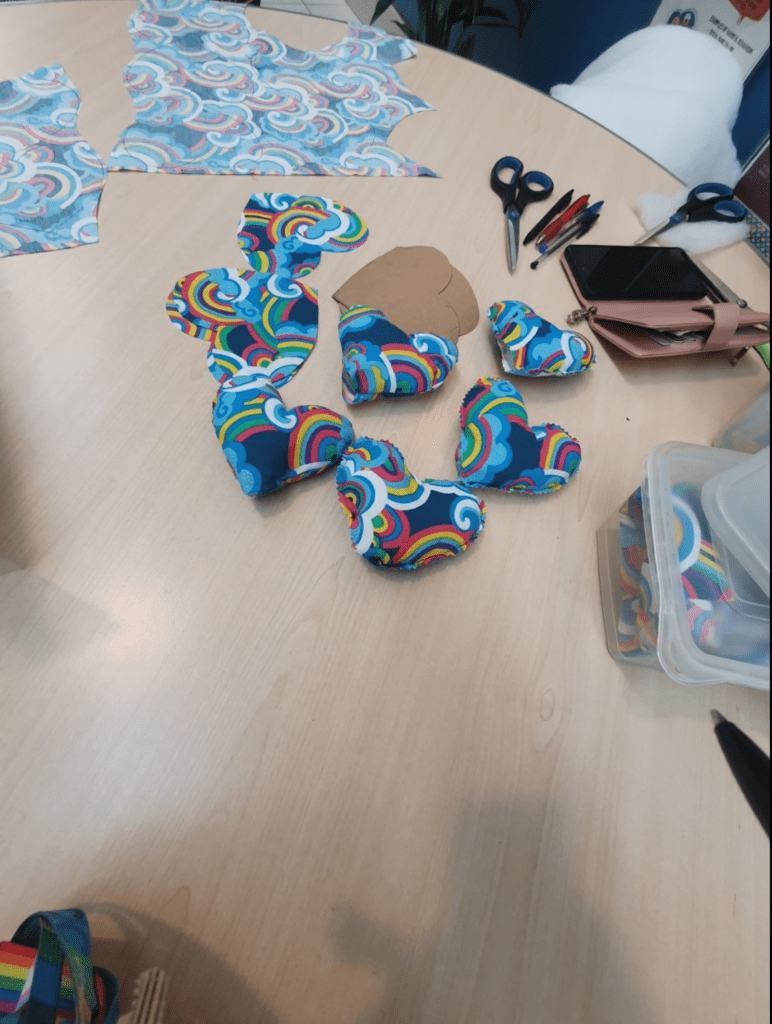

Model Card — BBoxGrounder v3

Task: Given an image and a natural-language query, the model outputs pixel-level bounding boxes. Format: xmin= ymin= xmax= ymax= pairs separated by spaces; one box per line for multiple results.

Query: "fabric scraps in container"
xmin=0 ymin=64 xmax=106 ymax=257
xmin=336 ymin=437 xmax=486 ymax=570
xmin=456 ymin=377 xmax=582 ymax=495
xmin=488 ymin=300 xmax=595 ymax=377
xmin=167 ymin=192 xmax=369 ymax=384
xmin=617 ymin=484 xmax=769 ymax=665
xmin=109 ymin=0 xmax=436 ymax=176
xmin=338 ymin=305 xmax=458 ymax=405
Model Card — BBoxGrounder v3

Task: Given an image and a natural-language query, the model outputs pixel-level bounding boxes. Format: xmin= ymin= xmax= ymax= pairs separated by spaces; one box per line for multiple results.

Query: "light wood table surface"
xmin=1 ymin=5 xmax=769 ymax=1022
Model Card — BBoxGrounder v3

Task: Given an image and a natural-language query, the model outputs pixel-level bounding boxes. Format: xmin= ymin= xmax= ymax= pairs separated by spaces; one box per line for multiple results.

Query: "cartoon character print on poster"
xmin=167 ymin=192 xmax=369 ymax=385
xmin=109 ymin=0 xmax=436 ymax=176
xmin=0 ymin=64 xmax=106 ymax=257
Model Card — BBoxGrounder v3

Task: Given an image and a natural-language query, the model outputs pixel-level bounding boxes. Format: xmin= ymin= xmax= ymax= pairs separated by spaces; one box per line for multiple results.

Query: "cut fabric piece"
xmin=488 ymin=300 xmax=595 ymax=377
xmin=109 ymin=0 xmax=436 ymax=176
xmin=166 ymin=193 xmax=368 ymax=383
xmin=339 ymin=305 xmax=459 ymax=405
xmin=617 ymin=485 xmax=769 ymax=664
xmin=456 ymin=377 xmax=582 ymax=495
xmin=0 ymin=64 xmax=106 ymax=257
xmin=333 ymin=246 xmax=478 ymax=343
xmin=336 ymin=437 xmax=486 ymax=570
xmin=212 ymin=375 xmax=354 ymax=496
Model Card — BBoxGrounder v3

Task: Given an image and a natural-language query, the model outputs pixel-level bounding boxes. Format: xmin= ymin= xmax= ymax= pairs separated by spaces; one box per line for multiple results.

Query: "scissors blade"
xmin=506 ymin=210 xmax=519 ymax=271
xmin=634 ymin=218 xmax=671 ymax=245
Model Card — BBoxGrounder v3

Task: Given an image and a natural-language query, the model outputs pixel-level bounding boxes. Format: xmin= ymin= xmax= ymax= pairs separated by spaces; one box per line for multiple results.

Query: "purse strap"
xmin=4 ymin=911 xmax=97 ymax=1024
xmin=703 ymin=301 xmax=742 ymax=351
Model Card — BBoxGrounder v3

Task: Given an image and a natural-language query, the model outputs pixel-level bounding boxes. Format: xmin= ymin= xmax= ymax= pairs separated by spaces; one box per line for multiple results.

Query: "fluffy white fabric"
xmin=636 ymin=187 xmax=750 ymax=253
xmin=550 ymin=25 xmax=744 ymax=187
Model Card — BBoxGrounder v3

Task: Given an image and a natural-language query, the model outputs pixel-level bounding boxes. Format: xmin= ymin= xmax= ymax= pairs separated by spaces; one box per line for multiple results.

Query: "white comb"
xmin=116 ymin=968 xmax=169 ymax=1024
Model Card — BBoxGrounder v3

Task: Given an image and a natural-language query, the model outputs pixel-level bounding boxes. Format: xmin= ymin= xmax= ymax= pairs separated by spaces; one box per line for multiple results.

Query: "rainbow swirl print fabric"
xmin=616 ymin=484 xmax=769 ymax=665
xmin=108 ymin=0 xmax=436 ymax=177
xmin=336 ymin=438 xmax=486 ymax=570
xmin=167 ymin=193 xmax=369 ymax=383
xmin=488 ymin=301 xmax=595 ymax=377
xmin=0 ymin=64 xmax=106 ymax=257
xmin=213 ymin=376 xmax=354 ymax=495
xmin=338 ymin=306 xmax=459 ymax=405
xmin=456 ymin=377 xmax=582 ymax=495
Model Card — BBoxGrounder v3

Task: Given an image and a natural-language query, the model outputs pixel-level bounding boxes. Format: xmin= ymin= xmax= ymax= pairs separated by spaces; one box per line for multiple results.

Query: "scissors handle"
xmin=513 ymin=170 xmax=554 ymax=213
xmin=687 ymin=197 xmax=746 ymax=224
xmin=687 ymin=182 xmax=735 ymax=206
xmin=490 ymin=156 xmax=523 ymax=211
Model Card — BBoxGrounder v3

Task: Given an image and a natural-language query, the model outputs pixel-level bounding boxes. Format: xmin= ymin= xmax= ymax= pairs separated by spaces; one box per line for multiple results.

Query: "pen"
xmin=535 ymin=193 xmax=590 ymax=247
xmin=538 ymin=201 xmax=604 ymax=252
xmin=530 ymin=214 xmax=600 ymax=268
xmin=523 ymin=190 xmax=574 ymax=247
xmin=711 ymin=710 xmax=770 ymax=837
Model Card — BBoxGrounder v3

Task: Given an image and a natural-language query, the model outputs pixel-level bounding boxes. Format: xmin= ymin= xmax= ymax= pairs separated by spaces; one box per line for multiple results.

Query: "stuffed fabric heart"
xmin=488 ymin=300 xmax=595 ymax=377
xmin=166 ymin=193 xmax=369 ymax=385
xmin=456 ymin=377 xmax=582 ymax=494
xmin=338 ymin=306 xmax=459 ymax=404
xmin=212 ymin=374 xmax=354 ymax=496
xmin=336 ymin=437 xmax=486 ymax=569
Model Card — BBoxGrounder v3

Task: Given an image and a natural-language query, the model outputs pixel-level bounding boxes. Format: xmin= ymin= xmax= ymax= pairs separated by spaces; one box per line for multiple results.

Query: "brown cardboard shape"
xmin=333 ymin=246 xmax=479 ymax=343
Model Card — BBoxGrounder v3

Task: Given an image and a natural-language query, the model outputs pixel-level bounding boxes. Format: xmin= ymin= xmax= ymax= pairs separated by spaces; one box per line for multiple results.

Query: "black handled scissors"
xmin=490 ymin=156 xmax=554 ymax=271
xmin=635 ymin=182 xmax=746 ymax=244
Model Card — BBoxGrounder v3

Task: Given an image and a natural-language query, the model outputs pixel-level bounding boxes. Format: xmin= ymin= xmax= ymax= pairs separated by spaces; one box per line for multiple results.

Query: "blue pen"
xmin=538 ymin=201 xmax=604 ymax=253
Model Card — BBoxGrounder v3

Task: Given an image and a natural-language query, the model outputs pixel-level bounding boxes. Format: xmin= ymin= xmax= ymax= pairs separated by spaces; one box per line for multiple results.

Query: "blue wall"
xmin=394 ymin=0 xmax=769 ymax=167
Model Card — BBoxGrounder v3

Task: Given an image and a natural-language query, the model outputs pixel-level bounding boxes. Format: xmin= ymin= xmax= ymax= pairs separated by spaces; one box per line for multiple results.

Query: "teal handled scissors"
xmin=490 ymin=156 xmax=554 ymax=271
xmin=634 ymin=182 xmax=746 ymax=245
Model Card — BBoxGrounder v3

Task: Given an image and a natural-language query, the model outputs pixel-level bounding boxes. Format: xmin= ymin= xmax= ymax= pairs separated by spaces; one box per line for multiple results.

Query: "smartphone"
xmin=564 ymin=244 xmax=708 ymax=301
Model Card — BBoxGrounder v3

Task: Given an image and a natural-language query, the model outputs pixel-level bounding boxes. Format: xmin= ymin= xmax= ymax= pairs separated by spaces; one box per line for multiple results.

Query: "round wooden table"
xmin=1 ymin=5 xmax=769 ymax=1023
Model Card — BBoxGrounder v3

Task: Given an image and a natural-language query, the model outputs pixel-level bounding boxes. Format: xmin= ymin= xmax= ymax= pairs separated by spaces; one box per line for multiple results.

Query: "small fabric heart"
xmin=338 ymin=306 xmax=459 ymax=405
xmin=456 ymin=377 xmax=582 ymax=494
xmin=336 ymin=437 xmax=486 ymax=570
xmin=167 ymin=267 xmax=318 ymax=386
xmin=488 ymin=300 xmax=595 ymax=377
xmin=212 ymin=373 xmax=354 ymax=496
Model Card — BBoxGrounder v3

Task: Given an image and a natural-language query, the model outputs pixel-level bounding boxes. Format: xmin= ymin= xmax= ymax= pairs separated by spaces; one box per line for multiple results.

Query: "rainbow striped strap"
xmin=1 ymin=911 xmax=118 ymax=1024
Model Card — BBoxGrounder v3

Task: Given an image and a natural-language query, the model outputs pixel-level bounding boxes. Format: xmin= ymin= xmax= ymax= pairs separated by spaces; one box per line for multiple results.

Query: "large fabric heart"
xmin=488 ymin=300 xmax=595 ymax=377
xmin=336 ymin=437 xmax=486 ymax=569
xmin=212 ymin=374 xmax=354 ymax=496
xmin=456 ymin=377 xmax=582 ymax=495
xmin=339 ymin=306 xmax=459 ymax=405
xmin=166 ymin=193 xmax=369 ymax=385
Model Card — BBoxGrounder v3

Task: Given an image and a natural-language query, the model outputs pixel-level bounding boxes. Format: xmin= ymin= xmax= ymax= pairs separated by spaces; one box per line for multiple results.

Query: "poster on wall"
xmin=651 ymin=0 xmax=770 ymax=77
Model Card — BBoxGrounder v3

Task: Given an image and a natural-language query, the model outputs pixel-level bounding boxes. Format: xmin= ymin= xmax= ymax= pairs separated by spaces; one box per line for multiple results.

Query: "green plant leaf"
xmin=394 ymin=16 xmax=419 ymax=38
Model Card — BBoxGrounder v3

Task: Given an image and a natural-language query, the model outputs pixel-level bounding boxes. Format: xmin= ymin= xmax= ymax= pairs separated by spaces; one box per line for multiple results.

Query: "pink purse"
xmin=560 ymin=252 xmax=770 ymax=358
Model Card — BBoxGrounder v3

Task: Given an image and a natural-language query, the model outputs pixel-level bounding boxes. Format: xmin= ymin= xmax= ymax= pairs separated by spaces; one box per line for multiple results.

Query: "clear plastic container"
xmin=597 ymin=441 xmax=770 ymax=690
xmin=713 ymin=385 xmax=770 ymax=453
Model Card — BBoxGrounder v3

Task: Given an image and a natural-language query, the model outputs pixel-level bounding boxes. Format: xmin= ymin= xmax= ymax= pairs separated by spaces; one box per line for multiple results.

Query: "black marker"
xmin=523 ymin=190 xmax=573 ymax=247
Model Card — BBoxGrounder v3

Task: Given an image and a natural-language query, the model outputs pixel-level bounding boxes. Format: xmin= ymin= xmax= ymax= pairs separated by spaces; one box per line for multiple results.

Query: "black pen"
xmin=712 ymin=710 xmax=770 ymax=837
xmin=523 ymin=190 xmax=574 ymax=247
xmin=530 ymin=214 xmax=599 ymax=268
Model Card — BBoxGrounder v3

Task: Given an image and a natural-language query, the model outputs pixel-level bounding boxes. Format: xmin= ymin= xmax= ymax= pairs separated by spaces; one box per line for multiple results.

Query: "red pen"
xmin=536 ymin=195 xmax=590 ymax=247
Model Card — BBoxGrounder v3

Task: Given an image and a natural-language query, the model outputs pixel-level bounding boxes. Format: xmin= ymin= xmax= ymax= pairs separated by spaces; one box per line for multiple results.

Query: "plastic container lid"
xmin=702 ymin=446 xmax=770 ymax=599
xmin=643 ymin=442 xmax=769 ymax=690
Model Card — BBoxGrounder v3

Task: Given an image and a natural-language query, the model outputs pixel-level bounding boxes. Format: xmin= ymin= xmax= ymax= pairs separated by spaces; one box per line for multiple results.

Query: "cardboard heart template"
xmin=212 ymin=374 xmax=354 ymax=496
xmin=336 ymin=437 xmax=486 ymax=570
xmin=333 ymin=246 xmax=479 ymax=343
xmin=488 ymin=300 xmax=595 ymax=377
xmin=456 ymin=377 xmax=582 ymax=495
xmin=339 ymin=305 xmax=459 ymax=404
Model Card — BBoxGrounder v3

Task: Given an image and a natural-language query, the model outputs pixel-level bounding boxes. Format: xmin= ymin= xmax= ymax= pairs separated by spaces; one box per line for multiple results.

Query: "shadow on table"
xmin=82 ymin=795 xmax=655 ymax=1024
xmin=83 ymin=904 xmax=285 ymax=1024
xmin=330 ymin=796 xmax=656 ymax=1024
